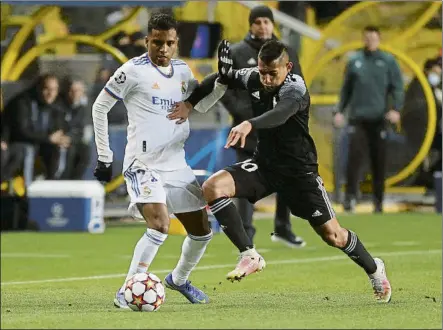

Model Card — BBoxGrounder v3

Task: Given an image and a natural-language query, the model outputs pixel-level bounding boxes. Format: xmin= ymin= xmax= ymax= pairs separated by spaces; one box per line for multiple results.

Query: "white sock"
xmin=119 ymin=228 xmax=168 ymax=292
xmin=171 ymin=231 xmax=213 ymax=286
xmin=241 ymin=247 xmax=258 ymax=257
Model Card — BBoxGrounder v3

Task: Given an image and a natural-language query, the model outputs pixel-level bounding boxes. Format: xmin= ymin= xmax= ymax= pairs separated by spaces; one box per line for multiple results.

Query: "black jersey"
xmin=187 ymin=68 xmax=319 ymax=177
xmin=227 ymin=67 xmax=318 ymax=176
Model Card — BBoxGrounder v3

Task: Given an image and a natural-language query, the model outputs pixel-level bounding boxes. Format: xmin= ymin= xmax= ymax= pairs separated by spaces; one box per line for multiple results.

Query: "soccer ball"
xmin=124 ymin=272 xmax=165 ymax=312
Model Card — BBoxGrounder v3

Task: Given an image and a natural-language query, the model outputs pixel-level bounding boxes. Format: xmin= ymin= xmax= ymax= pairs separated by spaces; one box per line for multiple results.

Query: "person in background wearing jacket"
xmin=60 ymin=78 xmax=90 ymax=179
xmin=334 ymin=26 xmax=404 ymax=213
xmin=404 ymin=57 xmax=442 ymax=192
xmin=3 ymin=74 xmax=70 ymax=185
xmin=219 ymin=5 xmax=306 ymax=248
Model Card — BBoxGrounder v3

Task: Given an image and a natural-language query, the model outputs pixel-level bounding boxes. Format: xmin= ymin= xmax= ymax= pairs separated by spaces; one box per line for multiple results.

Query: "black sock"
xmin=209 ymin=197 xmax=254 ymax=252
xmin=341 ymin=229 xmax=377 ymax=274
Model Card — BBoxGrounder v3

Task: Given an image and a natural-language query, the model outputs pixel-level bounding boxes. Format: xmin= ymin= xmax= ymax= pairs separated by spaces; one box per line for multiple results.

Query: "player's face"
xmin=146 ymin=28 xmax=178 ymax=67
xmin=250 ymin=17 xmax=274 ymax=40
xmin=40 ymin=78 xmax=59 ymax=104
xmin=258 ymin=58 xmax=293 ymax=91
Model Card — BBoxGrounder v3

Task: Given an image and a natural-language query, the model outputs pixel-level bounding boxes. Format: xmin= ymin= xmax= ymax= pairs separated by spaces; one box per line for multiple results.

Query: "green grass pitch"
xmin=1 ymin=213 xmax=441 ymax=329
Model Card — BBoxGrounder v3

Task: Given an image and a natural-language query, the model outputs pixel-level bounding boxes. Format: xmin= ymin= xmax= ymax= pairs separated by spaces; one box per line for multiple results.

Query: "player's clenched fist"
xmin=217 ymin=39 xmax=233 ymax=84
xmin=94 ymin=160 xmax=113 ymax=183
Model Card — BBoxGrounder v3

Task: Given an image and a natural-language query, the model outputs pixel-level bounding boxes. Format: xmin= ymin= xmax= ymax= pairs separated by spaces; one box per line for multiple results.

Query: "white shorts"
xmin=124 ymin=160 xmax=207 ymax=219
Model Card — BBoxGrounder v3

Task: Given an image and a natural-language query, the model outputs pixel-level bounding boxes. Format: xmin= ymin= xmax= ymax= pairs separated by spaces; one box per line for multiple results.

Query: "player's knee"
xmin=145 ymin=212 xmax=169 ymax=234
xmin=148 ymin=221 xmax=169 ymax=234
xmin=202 ymin=179 xmax=224 ymax=201
xmin=321 ymin=228 xmax=347 ymax=248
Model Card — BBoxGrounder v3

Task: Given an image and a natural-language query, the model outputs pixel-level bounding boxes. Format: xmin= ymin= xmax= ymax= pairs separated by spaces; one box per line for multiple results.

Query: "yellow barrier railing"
xmin=301 ymin=1 xmax=376 ymax=73
xmin=8 ymin=35 xmax=128 ymax=80
xmin=1 ymin=7 xmax=57 ymax=81
xmin=389 ymin=2 xmax=442 ymax=47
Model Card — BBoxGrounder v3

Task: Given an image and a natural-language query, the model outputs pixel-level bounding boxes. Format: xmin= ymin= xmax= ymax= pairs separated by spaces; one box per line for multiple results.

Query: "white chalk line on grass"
xmin=1 ymin=253 xmax=70 ymax=258
xmin=1 ymin=249 xmax=440 ymax=286
xmin=392 ymin=241 xmax=420 ymax=246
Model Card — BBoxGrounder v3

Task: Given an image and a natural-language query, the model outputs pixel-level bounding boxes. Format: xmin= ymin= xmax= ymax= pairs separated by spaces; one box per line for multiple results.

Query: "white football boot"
xmin=368 ymin=258 xmax=392 ymax=303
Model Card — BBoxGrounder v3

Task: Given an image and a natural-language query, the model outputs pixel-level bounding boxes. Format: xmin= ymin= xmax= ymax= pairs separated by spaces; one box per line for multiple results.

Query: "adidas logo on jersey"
xmin=152 ymin=82 xmax=160 ymax=89
xmin=312 ymin=210 xmax=322 ymax=217
xmin=251 ymin=91 xmax=260 ymax=99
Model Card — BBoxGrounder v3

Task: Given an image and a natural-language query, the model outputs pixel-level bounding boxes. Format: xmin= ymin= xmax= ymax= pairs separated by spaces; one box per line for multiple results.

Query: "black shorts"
xmin=224 ymin=159 xmax=335 ymax=226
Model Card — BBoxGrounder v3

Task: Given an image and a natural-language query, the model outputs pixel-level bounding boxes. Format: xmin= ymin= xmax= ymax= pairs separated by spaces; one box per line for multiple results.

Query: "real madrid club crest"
xmin=181 ymin=81 xmax=186 ymax=94
xmin=143 ymin=186 xmax=151 ymax=195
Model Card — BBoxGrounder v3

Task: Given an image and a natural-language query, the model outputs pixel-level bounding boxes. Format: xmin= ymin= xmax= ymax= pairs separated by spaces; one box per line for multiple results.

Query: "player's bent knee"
xmin=321 ymin=228 xmax=348 ymax=248
xmin=137 ymin=203 xmax=170 ymax=234
xmin=202 ymin=170 xmax=235 ymax=201
xmin=201 ymin=180 xmax=218 ymax=200
xmin=146 ymin=216 xmax=169 ymax=234
xmin=315 ymin=217 xmax=348 ymax=248
xmin=202 ymin=179 xmax=226 ymax=201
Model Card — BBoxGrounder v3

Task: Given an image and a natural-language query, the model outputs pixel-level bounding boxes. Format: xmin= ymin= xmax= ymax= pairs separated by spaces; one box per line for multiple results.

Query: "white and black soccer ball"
xmin=124 ymin=272 xmax=165 ymax=312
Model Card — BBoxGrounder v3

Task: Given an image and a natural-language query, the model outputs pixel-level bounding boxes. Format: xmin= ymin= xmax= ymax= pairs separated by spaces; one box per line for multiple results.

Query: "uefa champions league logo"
xmin=46 ymin=203 xmax=69 ymax=228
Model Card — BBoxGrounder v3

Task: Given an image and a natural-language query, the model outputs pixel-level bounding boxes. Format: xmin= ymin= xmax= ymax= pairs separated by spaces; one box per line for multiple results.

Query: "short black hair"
xmin=36 ymin=73 xmax=58 ymax=90
xmin=148 ymin=13 xmax=177 ymax=33
xmin=258 ymin=40 xmax=288 ymax=64
xmin=424 ymin=58 xmax=439 ymax=71
xmin=363 ymin=25 xmax=380 ymax=34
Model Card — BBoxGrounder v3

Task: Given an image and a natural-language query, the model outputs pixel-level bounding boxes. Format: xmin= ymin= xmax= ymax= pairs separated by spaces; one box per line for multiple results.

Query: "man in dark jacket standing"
xmin=334 ymin=26 xmax=404 ymax=213
xmin=219 ymin=5 xmax=306 ymax=248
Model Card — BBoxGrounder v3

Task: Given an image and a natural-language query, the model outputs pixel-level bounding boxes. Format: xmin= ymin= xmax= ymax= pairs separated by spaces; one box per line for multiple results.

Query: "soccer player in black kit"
xmin=168 ymin=40 xmax=392 ymax=303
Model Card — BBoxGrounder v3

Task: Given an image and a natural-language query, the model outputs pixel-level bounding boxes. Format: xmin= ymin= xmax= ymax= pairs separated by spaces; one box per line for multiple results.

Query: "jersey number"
xmin=240 ymin=159 xmax=258 ymax=172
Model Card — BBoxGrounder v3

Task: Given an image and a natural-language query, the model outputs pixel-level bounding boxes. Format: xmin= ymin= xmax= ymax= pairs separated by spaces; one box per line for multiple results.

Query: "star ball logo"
xmin=115 ymin=72 xmax=126 ymax=84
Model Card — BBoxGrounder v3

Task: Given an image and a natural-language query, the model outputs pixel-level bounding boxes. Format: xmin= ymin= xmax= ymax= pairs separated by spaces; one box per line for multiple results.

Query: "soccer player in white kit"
xmin=92 ymin=13 xmax=227 ymax=308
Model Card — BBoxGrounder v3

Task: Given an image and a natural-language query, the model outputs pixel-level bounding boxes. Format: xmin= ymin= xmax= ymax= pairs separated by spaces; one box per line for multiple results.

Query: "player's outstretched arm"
xmin=184 ymin=39 xmax=234 ymax=109
xmin=248 ymin=83 xmax=309 ymax=129
xmin=224 ymin=90 xmax=309 ymax=150
xmin=167 ymin=73 xmax=226 ymax=123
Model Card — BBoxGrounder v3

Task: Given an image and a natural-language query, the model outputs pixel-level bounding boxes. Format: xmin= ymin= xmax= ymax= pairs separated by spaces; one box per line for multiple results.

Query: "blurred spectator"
xmin=130 ymin=31 xmax=146 ymax=57
xmin=112 ymin=31 xmax=133 ymax=58
xmin=91 ymin=67 xmax=111 ymax=100
xmin=0 ymin=90 xmax=23 ymax=183
xmin=333 ymin=26 xmax=404 ymax=213
xmin=219 ymin=5 xmax=306 ymax=248
xmin=90 ymin=67 xmax=127 ymax=125
xmin=112 ymin=30 xmax=146 ymax=59
xmin=3 ymin=74 xmax=70 ymax=186
xmin=59 ymin=78 xmax=91 ymax=179
xmin=405 ymin=57 xmax=442 ymax=190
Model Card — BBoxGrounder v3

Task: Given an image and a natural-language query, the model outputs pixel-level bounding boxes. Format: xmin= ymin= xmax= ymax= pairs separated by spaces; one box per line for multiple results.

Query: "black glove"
xmin=217 ymin=39 xmax=233 ymax=84
xmin=94 ymin=160 xmax=112 ymax=183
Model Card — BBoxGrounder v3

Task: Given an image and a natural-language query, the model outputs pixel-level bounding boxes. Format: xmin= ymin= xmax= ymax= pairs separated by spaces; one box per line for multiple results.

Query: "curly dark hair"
xmin=148 ymin=13 xmax=177 ymax=33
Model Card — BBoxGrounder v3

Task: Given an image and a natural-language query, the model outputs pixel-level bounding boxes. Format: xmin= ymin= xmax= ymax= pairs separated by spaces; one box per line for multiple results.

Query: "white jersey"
xmin=104 ymin=54 xmax=197 ymax=171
